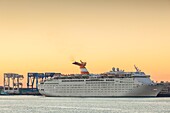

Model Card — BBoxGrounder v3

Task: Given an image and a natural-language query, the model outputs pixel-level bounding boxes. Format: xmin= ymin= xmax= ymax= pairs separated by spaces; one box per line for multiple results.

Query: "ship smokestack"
xmin=72 ymin=60 xmax=89 ymax=75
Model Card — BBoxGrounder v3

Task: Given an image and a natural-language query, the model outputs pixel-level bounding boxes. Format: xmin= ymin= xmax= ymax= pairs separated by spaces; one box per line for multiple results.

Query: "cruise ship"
xmin=38 ymin=61 xmax=164 ymax=97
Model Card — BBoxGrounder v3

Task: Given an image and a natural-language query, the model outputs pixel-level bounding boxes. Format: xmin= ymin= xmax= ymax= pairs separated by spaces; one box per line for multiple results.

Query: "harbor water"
xmin=0 ymin=96 xmax=170 ymax=113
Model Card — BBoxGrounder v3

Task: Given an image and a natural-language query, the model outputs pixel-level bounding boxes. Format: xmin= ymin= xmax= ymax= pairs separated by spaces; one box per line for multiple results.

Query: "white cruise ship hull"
xmin=38 ymin=80 xmax=164 ymax=97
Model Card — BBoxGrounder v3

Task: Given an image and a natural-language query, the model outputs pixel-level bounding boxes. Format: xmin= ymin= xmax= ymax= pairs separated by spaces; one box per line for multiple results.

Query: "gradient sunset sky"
xmin=0 ymin=0 xmax=170 ymax=86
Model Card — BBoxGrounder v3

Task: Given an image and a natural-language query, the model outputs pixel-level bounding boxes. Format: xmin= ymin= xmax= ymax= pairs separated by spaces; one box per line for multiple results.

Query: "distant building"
xmin=157 ymin=81 xmax=170 ymax=97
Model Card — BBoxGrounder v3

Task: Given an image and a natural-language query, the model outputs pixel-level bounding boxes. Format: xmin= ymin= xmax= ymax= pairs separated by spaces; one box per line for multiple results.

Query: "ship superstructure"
xmin=38 ymin=61 xmax=164 ymax=97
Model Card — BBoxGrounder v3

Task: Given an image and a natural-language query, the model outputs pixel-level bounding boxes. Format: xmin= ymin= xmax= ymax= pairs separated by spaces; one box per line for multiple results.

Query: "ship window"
xmin=62 ymin=80 xmax=84 ymax=82
xmin=106 ymin=79 xmax=114 ymax=81
xmin=86 ymin=79 xmax=104 ymax=81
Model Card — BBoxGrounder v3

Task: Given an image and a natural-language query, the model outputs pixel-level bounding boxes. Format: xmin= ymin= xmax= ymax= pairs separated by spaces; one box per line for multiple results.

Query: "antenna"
xmin=134 ymin=65 xmax=141 ymax=72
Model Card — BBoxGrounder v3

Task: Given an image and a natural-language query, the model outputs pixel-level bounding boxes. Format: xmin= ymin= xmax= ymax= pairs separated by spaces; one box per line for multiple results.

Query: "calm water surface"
xmin=0 ymin=96 xmax=169 ymax=113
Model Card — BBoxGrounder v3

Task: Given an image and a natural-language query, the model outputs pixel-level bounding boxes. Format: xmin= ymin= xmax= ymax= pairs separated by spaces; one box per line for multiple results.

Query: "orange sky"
xmin=0 ymin=0 xmax=170 ymax=87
